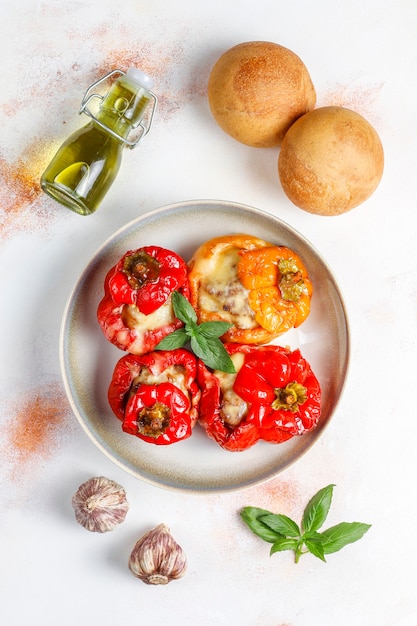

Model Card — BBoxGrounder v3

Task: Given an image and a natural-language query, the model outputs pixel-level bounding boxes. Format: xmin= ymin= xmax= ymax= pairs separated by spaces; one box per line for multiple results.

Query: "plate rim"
xmin=59 ymin=198 xmax=351 ymax=493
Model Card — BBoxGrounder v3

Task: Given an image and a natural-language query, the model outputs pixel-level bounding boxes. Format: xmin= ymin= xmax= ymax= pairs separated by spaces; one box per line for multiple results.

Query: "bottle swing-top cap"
xmin=125 ymin=67 xmax=155 ymax=91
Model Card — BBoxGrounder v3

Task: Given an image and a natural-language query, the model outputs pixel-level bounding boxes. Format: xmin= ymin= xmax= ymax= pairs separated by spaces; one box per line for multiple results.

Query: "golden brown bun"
xmin=278 ymin=106 xmax=384 ymax=215
xmin=208 ymin=41 xmax=316 ymax=148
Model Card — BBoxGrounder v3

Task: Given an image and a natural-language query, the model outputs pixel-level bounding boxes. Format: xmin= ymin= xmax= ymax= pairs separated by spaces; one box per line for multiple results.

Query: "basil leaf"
xmin=172 ymin=290 xmax=197 ymax=324
xmin=304 ymin=538 xmax=326 ymax=562
xmin=185 ymin=322 xmax=198 ymax=338
xmin=165 ymin=292 xmax=235 ymax=372
xmin=198 ymin=321 xmax=233 ymax=338
xmin=155 ymin=327 xmax=188 ymax=350
xmin=270 ymin=537 xmax=300 ymax=555
xmin=260 ymin=514 xmax=300 ymax=538
xmin=242 ymin=486 xmax=371 ymax=565
xmin=190 ymin=334 xmax=236 ymax=373
xmin=303 ymin=529 xmax=325 ymax=541
xmin=302 ymin=484 xmax=335 ymax=533
xmin=240 ymin=507 xmax=284 ymax=543
xmin=320 ymin=522 xmax=371 ymax=554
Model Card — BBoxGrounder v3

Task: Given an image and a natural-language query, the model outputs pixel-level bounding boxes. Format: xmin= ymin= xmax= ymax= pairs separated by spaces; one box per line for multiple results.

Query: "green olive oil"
xmin=41 ymin=123 xmax=122 ymax=215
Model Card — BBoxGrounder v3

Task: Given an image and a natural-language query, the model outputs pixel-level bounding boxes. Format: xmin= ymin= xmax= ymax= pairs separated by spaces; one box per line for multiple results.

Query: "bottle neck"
xmin=96 ymin=76 xmax=152 ymax=140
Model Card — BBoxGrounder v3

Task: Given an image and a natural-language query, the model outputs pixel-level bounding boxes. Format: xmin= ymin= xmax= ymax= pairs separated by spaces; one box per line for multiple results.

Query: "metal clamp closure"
xmin=79 ymin=69 xmax=157 ymax=148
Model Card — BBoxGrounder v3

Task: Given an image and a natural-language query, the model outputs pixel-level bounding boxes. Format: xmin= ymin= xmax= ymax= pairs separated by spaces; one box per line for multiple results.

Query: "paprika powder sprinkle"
xmin=1 ymin=382 xmax=74 ymax=481
xmin=0 ymin=153 xmax=45 ymax=239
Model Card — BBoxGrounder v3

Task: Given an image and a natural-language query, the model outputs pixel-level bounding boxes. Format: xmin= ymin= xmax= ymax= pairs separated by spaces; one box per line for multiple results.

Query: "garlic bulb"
xmin=72 ymin=476 xmax=129 ymax=533
xmin=129 ymin=523 xmax=187 ymax=585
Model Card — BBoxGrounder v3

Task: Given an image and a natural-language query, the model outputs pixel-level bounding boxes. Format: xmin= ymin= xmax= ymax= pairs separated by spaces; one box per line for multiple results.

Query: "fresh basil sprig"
xmin=241 ymin=485 xmax=371 ymax=563
xmin=155 ymin=291 xmax=236 ymax=373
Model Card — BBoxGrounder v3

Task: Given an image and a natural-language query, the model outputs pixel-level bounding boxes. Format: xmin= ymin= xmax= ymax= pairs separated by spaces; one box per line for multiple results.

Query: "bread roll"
xmin=278 ymin=106 xmax=384 ymax=215
xmin=208 ymin=41 xmax=316 ymax=147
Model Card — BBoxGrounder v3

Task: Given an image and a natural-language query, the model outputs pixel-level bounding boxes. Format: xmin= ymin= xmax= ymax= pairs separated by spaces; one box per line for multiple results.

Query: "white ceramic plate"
xmin=60 ymin=200 xmax=350 ymax=493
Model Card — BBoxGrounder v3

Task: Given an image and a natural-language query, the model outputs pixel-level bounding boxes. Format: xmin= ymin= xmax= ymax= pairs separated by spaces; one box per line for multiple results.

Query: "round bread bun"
xmin=278 ymin=106 xmax=384 ymax=215
xmin=207 ymin=41 xmax=316 ymax=147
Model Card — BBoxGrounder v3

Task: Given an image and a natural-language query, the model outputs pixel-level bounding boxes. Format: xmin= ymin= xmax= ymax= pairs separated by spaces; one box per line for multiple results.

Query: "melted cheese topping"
xmin=123 ymin=297 xmax=175 ymax=332
xmin=121 ymin=296 xmax=175 ymax=353
xmin=198 ymin=248 xmax=256 ymax=329
xmin=133 ymin=364 xmax=188 ymax=397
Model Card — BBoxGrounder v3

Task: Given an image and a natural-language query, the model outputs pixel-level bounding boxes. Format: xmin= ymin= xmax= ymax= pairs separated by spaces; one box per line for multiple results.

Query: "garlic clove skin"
xmin=72 ymin=476 xmax=129 ymax=533
xmin=129 ymin=523 xmax=187 ymax=585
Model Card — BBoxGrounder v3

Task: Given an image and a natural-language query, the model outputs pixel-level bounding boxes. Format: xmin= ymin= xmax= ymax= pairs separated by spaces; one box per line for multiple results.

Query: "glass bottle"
xmin=41 ymin=68 xmax=157 ymax=216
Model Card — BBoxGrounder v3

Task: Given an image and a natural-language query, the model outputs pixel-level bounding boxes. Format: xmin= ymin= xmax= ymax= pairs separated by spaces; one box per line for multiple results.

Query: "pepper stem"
xmin=271 ymin=382 xmax=308 ymax=413
xmin=278 ymin=259 xmax=307 ymax=302
xmin=123 ymin=250 xmax=161 ymax=289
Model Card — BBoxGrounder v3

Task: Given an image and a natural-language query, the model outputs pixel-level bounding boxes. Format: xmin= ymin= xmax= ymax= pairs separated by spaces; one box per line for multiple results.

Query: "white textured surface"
xmin=1 ymin=1 xmax=416 ymax=624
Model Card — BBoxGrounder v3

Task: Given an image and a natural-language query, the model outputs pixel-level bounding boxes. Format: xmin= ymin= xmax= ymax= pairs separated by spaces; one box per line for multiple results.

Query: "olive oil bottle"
xmin=41 ymin=68 xmax=157 ymax=215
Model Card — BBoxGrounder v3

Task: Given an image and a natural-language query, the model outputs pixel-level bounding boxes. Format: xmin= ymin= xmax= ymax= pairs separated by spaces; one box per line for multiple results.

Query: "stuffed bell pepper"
xmin=97 ymin=246 xmax=190 ymax=355
xmin=108 ymin=348 xmax=200 ymax=445
xmin=187 ymin=234 xmax=313 ymax=345
xmin=197 ymin=343 xmax=321 ymax=451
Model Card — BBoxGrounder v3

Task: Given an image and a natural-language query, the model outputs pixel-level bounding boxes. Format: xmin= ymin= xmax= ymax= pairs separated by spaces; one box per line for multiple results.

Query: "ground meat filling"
xmin=215 ymin=353 xmax=248 ymax=426
xmin=220 ymin=387 xmax=248 ymax=426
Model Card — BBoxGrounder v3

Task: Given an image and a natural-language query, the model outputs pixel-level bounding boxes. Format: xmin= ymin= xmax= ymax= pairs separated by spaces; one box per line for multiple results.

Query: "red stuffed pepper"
xmin=108 ymin=349 xmax=200 ymax=445
xmin=197 ymin=343 xmax=321 ymax=451
xmin=97 ymin=246 xmax=190 ymax=355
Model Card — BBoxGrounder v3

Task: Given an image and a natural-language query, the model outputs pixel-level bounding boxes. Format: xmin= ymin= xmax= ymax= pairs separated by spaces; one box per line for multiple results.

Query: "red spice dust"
xmin=229 ymin=479 xmax=298 ymax=537
xmin=95 ymin=38 xmax=209 ymax=124
xmin=241 ymin=476 xmax=302 ymax=519
xmin=318 ymin=80 xmax=385 ymax=128
xmin=1 ymin=381 xmax=75 ymax=481
xmin=0 ymin=139 xmax=57 ymax=239
xmin=0 ymin=156 xmax=41 ymax=221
